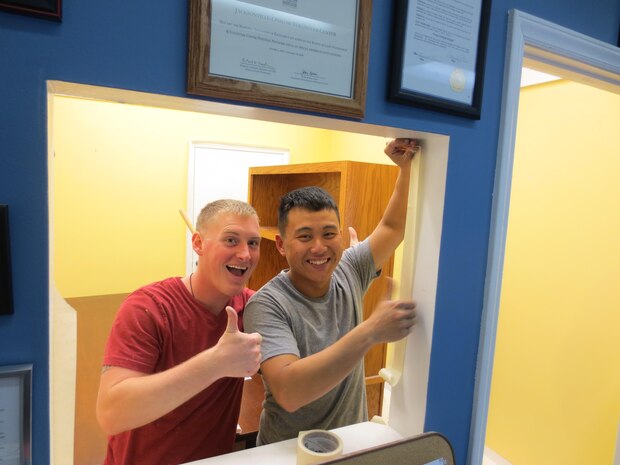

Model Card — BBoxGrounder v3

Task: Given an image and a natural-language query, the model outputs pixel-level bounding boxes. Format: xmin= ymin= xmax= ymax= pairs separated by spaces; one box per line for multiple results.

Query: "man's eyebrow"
xmin=221 ymin=228 xmax=261 ymax=240
xmin=293 ymin=224 xmax=339 ymax=234
xmin=221 ymin=226 xmax=248 ymax=234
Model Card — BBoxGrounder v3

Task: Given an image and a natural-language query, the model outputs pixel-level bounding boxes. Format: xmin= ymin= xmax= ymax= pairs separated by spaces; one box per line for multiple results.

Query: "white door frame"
xmin=468 ymin=10 xmax=620 ymax=465
xmin=185 ymin=142 xmax=288 ymax=275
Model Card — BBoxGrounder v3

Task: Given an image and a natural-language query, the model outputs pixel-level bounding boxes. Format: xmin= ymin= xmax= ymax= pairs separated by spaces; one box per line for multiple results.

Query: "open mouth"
xmin=307 ymin=258 xmax=330 ymax=266
xmin=226 ymin=264 xmax=248 ymax=277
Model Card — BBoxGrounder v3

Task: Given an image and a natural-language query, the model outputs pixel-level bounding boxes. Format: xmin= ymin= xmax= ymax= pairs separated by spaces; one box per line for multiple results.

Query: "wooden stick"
xmin=179 ymin=209 xmax=196 ymax=234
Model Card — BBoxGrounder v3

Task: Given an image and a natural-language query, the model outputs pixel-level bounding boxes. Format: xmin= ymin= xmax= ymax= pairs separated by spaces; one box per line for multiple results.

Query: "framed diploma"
xmin=389 ymin=0 xmax=491 ymax=119
xmin=0 ymin=365 xmax=32 ymax=465
xmin=187 ymin=0 xmax=371 ymax=119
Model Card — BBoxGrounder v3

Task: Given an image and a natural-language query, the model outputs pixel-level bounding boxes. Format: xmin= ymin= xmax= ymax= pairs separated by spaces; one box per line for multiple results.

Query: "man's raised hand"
xmin=384 ymin=138 xmax=419 ymax=166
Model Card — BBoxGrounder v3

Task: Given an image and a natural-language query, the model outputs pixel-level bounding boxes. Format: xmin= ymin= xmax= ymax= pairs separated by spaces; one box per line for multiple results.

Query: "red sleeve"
xmin=102 ymin=291 xmax=163 ymax=374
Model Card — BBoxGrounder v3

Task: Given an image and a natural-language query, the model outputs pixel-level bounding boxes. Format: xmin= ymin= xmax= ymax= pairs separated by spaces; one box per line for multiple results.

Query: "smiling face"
xmin=194 ymin=211 xmax=261 ymax=304
xmin=276 ymin=207 xmax=344 ymax=298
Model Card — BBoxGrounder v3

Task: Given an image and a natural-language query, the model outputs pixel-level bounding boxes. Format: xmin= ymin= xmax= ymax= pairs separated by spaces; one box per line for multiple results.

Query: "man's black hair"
xmin=278 ymin=186 xmax=340 ymax=234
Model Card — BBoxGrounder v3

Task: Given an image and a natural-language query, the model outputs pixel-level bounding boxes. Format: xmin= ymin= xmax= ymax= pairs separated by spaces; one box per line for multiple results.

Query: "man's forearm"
xmin=368 ymin=161 xmax=413 ymax=269
xmin=380 ymin=161 xmax=412 ymax=236
xmin=263 ymin=323 xmax=376 ymax=413
xmin=96 ymin=348 xmax=224 ymax=435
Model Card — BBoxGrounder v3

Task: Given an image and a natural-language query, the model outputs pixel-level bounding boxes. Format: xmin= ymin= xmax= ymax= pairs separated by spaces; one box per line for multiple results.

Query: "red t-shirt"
xmin=102 ymin=277 xmax=254 ymax=465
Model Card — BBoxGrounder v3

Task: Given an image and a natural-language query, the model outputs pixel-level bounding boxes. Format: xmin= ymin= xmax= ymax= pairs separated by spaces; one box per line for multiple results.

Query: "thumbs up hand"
xmin=225 ymin=305 xmax=241 ymax=333
xmin=214 ymin=306 xmax=262 ymax=378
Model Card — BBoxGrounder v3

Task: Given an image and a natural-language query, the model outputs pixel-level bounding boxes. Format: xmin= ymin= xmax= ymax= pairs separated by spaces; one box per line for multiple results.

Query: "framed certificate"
xmin=187 ymin=0 xmax=371 ymax=119
xmin=389 ymin=0 xmax=491 ymax=119
xmin=0 ymin=365 xmax=32 ymax=465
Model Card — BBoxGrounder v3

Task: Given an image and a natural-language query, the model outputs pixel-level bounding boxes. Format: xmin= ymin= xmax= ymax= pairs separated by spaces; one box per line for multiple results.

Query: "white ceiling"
xmin=521 ymin=67 xmax=561 ymax=87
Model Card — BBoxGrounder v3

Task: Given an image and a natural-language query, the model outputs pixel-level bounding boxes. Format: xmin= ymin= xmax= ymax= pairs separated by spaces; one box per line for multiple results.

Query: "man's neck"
xmin=286 ymin=270 xmax=330 ymax=299
xmin=186 ymin=272 xmax=228 ymax=314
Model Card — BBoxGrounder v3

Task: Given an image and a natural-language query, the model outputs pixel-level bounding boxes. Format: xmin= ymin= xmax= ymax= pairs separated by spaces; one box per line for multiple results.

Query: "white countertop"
xmin=183 ymin=421 xmax=403 ymax=465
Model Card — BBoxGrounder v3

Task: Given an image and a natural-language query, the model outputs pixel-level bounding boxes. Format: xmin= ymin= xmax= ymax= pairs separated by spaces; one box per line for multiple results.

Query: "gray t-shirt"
xmin=244 ymin=239 xmax=378 ymax=445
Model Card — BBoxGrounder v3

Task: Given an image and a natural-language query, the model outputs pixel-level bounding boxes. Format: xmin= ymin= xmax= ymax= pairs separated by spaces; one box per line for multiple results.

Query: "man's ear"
xmin=275 ymin=234 xmax=286 ymax=256
xmin=191 ymin=232 xmax=203 ymax=255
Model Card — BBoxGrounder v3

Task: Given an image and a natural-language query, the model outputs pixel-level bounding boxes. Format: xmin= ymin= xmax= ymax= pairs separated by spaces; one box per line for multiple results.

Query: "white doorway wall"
xmin=185 ymin=143 xmax=288 ymax=274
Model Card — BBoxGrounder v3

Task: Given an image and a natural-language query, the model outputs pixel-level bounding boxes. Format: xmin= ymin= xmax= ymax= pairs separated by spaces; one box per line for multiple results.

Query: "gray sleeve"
xmin=245 ymin=288 xmax=300 ymax=363
xmin=340 ymin=238 xmax=379 ymax=292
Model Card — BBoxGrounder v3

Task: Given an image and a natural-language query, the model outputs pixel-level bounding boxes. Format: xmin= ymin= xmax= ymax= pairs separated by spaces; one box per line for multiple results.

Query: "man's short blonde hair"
xmin=195 ymin=199 xmax=258 ymax=232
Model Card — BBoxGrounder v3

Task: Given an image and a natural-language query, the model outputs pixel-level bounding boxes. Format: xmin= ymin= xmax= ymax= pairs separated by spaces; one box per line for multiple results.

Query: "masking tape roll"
xmin=297 ymin=430 xmax=343 ymax=465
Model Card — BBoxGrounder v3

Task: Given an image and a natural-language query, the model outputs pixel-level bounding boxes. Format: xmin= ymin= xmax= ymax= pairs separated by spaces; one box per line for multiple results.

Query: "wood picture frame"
xmin=0 ymin=0 xmax=61 ymax=21
xmin=187 ymin=0 xmax=371 ymax=119
xmin=389 ymin=0 xmax=491 ymax=119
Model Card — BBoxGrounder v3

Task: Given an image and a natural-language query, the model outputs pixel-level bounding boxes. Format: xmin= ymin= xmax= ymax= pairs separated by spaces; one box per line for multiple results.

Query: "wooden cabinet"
xmin=247 ymin=160 xmax=399 ymax=418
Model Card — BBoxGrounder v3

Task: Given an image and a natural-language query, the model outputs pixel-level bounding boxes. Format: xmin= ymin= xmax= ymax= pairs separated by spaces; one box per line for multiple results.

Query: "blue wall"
xmin=1 ymin=1 xmax=618 ymax=463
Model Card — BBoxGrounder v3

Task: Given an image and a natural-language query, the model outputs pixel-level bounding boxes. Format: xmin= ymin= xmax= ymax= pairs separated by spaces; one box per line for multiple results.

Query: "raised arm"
xmin=367 ymin=138 xmax=419 ymax=271
xmin=260 ymin=293 xmax=416 ymax=413
xmin=96 ymin=307 xmax=261 ymax=435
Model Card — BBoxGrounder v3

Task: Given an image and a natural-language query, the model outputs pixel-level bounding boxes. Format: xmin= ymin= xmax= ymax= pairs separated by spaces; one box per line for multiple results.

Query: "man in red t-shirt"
xmin=96 ymin=199 xmax=263 ymax=465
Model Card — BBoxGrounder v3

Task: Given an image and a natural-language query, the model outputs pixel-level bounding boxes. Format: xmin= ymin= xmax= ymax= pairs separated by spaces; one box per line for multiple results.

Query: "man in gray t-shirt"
xmin=244 ymin=138 xmax=419 ymax=445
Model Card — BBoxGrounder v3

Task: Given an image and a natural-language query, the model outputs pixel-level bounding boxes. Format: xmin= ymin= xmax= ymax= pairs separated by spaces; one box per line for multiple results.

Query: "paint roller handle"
xmin=179 ymin=209 xmax=196 ymax=234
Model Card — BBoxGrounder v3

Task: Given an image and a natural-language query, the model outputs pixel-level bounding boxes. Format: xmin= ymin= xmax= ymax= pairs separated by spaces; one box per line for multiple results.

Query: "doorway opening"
xmin=470 ymin=10 xmax=620 ymax=465
xmin=47 ymin=83 xmax=450 ymax=464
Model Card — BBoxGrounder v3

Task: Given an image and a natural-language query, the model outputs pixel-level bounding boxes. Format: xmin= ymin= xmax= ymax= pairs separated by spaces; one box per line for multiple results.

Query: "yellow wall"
xmin=325 ymin=131 xmax=394 ymax=164
xmin=485 ymin=81 xmax=620 ymax=463
xmin=52 ymin=96 xmax=392 ymax=297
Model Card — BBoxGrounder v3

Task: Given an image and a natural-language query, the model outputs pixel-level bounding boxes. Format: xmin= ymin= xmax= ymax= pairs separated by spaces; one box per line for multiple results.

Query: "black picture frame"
xmin=1 ymin=204 xmax=14 ymax=315
xmin=0 ymin=0 xmax=61 ymax=21
xmin=187 ymin=0 xmax=371 ymax=119
xmin=389 ymin=0 xmax=492 ymax=119
xmin=0 ymin=364 xmax=32 ymax=465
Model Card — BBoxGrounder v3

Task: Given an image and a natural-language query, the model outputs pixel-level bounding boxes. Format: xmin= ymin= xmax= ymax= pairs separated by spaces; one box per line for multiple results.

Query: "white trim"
xmin=47 ymin=86 xmax=78 ymax=465
xmin=387 ymin=135 xmax=448 ymax=438
xmin=46 ymin=81 xmax=411 ymax=138
xmin=468 ymin=10 xmax=620 ymax=465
